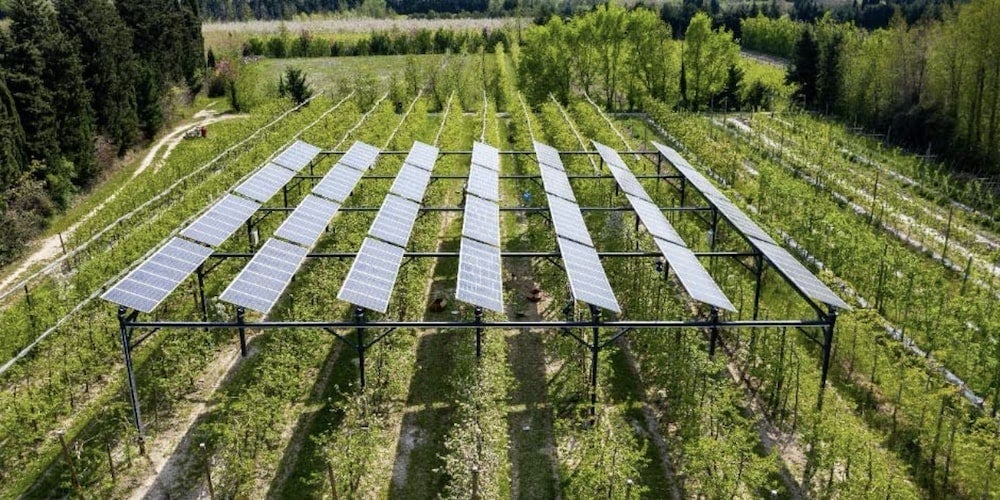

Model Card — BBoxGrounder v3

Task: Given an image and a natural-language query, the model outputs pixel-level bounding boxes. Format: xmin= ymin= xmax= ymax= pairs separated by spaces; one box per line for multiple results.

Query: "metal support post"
xmin=708 ymin=307 xmax=720 ymax=358
xmin=236 ymin=307 xmax=248 ymax=357
xmin=196 ymin=265 xmax=208 ymax=324
xmin=355 ymin=307 xmax=366 ymax=389
xmin=679 ymin=178 xmax=687 ymax=207
xmin=818 ymin=307 xmax=837 ymax=411
xmin=117 ymin=307 xmax=144 ymax=449
xmin=245 ymin=220 xmax=254 ymax=252
xmin=474 ymin=306 xmax=484 ymax=359
xmin=282 ymin=185 xmax=288 ymax=208
xmin=753 ymin=254 xmax=764 ymax=320
xmin=589 ymin=305 xmax=602 ymax=423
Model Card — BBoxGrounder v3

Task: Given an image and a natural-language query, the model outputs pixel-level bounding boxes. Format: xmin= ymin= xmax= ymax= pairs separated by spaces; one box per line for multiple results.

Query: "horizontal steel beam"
xmin=207 ymin=251 xmax=758 ymax=259
xmin=124 ymin=318 xmax=832 ymax=331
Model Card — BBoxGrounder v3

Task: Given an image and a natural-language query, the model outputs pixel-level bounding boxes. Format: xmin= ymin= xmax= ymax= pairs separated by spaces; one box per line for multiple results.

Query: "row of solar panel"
xmin=652 ymin=142 xmax=849 ymax=310
xmin=336 ymin=142 xmax=441 ymax=313
xmin=533 ymin=141 xmax=621 ymax=313
xmin=593 ymin=142 xmax=736 ymax=312
xmin=456 ymin=142 xmax=504 ymax=313
xmin=222 ymin=141 xmax=386 ymax=314
xmin=102 ymin=141 xmax=325 ymax=313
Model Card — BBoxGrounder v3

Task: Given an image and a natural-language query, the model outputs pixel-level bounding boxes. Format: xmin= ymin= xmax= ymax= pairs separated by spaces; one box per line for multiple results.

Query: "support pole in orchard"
xmin=752 ymin=254 xmax=765 ymax=321
xmin=236 ymin=307 xmax=248 ymax=357
xmin=708 ymin=307 xmax=720 ymax=358
xmin=355 ymin=306 xmax=366 ymax=389
xmin=818 ymin=307 xmax=838 ymax=411
xmin=117 ymin=306 xmax=144 ymax=451
xmin=197 ymin=264 xmax=209 ymax=324
xmin=589 ymin=304 xmax=602 ymax=424
xmin=474 ymin=306 xmax=484 ymax=359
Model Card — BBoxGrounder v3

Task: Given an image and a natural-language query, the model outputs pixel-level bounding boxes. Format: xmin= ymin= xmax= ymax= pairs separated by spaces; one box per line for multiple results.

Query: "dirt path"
xmin=0 ymin=110 xmax=243 ymax=293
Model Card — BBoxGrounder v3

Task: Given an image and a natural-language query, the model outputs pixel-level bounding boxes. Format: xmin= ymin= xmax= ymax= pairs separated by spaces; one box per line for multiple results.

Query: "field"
xmin=0 ymin=48 xmax=997 ymax=499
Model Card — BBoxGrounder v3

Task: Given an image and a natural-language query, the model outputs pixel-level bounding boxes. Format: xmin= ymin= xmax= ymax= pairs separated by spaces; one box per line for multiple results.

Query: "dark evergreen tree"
xmin=816 ymin=31 xmax=843 ymax=114
xmin=786 ymin=26 xmax=820 ymax=108
xmin=277 ymin=67 xmax=313 ymax=105
xmin=0 ymin=73 xmax=26 ymax=184
xmin=207 ymin=48 xmax=217 ymax=69
xmin=715 ymin=64 xmax=743 ymax=111
xmin=57 ymin=0 xmax=139 ymax=153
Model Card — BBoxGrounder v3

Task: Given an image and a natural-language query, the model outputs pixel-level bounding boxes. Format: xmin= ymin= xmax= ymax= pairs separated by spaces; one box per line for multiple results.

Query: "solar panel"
xmin=219 ymin=238 xmax=309 ymax=314
xmin=472 ymin=141 xmax=500 ymax=171
xmin=313 ymin=164 xmax=366 ymax=203
xmin=368 ymin=194 xmax=421 ymax=248
xmin=462 ymin=194 xmax=500 ymax=247
xmin=538 ymin=164 xmax=576 ymax=202
xmin=234 ymin=163 xmax=298 ymax=203
xmin=557 ymin=236 xmax=620 ymax=313
xmin=405 ymin=141 xmax=439 ymax=171
xmin=180 ymin=194 xmax=261 ymax=247
xmin=273 ymin=195 xmax=341 ymax=248
xmin=592 ymin=141 xmax=628 ymax=169
xmin=533 ymin=141 xmax=564 ymax=171
xmin=626 ymin=195 xmax=684 ymax=245
xmin=755 ymin=240 xmax=850 ymax=310
xmin=652 ymin=237 xmax=736 ymax=312
xmin=390 ymin=164 xmax=433 ymax=203
xmin=337 ymin=237 xmax=406 ymax=313
xmin=467 ymin=164 xmax=499 ymax=202
xmin=653 ymin=141 xmax=849 ymax=311
xmin=101 ymin=238 xmax=213 ymax=312
xmin=456 ymin=237 xmax=504 ymax=312
xmin=546 ymin=195 xmax=594 ymax=247
xmin=606 ymin=164 xmax=652 ymax=201
xmin=272 ymin=140 xmax=322 ymax=172
xmin=339 ymin=141 xmax=380 ymax=171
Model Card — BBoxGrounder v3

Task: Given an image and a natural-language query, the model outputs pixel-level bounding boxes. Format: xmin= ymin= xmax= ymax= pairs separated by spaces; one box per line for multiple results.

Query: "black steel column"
xmin=355 ymin=307 xmax=366 ymax=389
xmin=196 ymin=265 xmax=208 ymax=324
xmin=752 ymin=254 xmax=764 ymax=320
xmin=236 ymin=307 xmax=248 ymax=357
xmin=817 ymin=307 xmax=837 ymax=411
xmin=474 ymin=306 xmax=484 ymax=359
xmin=589 ymin=305 xmax=601 ymax=422
xmin=708 ymin=307 xmax=720 ymax=358
xmin=117 ymin=307 xmax=144 ymax=449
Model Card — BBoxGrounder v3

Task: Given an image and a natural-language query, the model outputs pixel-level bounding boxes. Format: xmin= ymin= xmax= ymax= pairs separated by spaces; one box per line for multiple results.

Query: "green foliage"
xmin=277 ymin=66 xmax=313 ymax=104
xmin=786 ymin=25 xmax=820 ymax=107
xmin=740 ymin=14 xmax=802 ymax=59
xmin=683 ymin=13 xmax=740 ymax=110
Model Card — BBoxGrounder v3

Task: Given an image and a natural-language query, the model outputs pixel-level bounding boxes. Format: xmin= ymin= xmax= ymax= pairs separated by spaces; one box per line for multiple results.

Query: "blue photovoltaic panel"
xmin=405 ymin=141 xmax=439 ymax=171
xmin=456 ymin=237 xmax=503 ymax=312
xmin=313 ymin=164 xmax=365 ymax=203
xmin=339 ymin=141 xmax=380 ymax=171
xmin=592 ymin=141 xmax=628 ymax=169
xmin=368 ymin=194 xmax=421 ymax=248
xmin=337 ymin=237 xmax=406 ymax=313
xmin=234 ymin=163 xmax=297 ymax=203
xmin=755 ymin=240 xmax=850 ymax=310
xmin=390 ymin=164 xmax=433 ymax=203
xmin=472 ymin=141 xmax=500 ymax=171
xmin=606 ymin=164 xmax=651 ymax=201
xmin=538 ymin=164 xmax=576 ymax=202
xmin=219 ymin=238 xmax=308 ymax=314
xmin=273 ymin=195 xmax=341 ymax=248
xmin=626 ymin=194 xmax=684 ymax=245
xmin=462 ymin=194 xmax=500 ymax=247
xmin=180 ymin=194 xmax=260 ymax=247
xmin=533 ymin=141 xmax=564 ymax=171
xmin=653 ymin=141 xmax=849 ymax=310
xmin=651 ymin=237 xmax=736 ymax=312
xmin=272 ymin=140 xmax=322 ymax=172
xmin=546 ymin=195 xmax=594 ymax=247
xmin=557 ymin=236 xmax=620 ymax=313
xmin=101 ymin=238 xmax=213 ymax=312
xmin=467 ymin=164 xmax=499 ymax=202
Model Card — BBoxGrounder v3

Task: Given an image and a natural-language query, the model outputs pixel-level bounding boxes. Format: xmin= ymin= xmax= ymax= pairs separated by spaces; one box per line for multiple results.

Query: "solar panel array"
xmin=101 ymin=238 xmax=214 ymax=313
xmin=180 ymin=194 xmax=261 ymax=247
xmin=222 ymin=141 xmax=380 ymax=313
xmin=272 ymin=140 xmax=323 ymax=172
xmin=104 ymin=140 xmax=324 ymax=312
xmin=457 ymin=142 xmax=504 ymax=312
xmin=534 ymin=141 xmax=620 ymax=313
xmin=594 ymin=141 xmax=735 ymax=312
xmin=652 ymin=141 xmax=849 ymax=310
xmin=338 ymin=142 xmax=440 ymax=313
xmin=273 ymin=195 xmax=341 ymax=248
xmin=219 ymin=239 xmax=309 ymax=313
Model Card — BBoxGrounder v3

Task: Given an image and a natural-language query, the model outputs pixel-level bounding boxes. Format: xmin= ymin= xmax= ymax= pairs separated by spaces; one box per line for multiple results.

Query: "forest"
xmin=0 ymin=0 xmax=203 ymax=265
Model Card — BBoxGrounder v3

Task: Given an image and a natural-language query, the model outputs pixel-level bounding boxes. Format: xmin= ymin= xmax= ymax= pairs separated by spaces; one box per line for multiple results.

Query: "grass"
xmin=255 ymin=54 xmax=445 ymax=95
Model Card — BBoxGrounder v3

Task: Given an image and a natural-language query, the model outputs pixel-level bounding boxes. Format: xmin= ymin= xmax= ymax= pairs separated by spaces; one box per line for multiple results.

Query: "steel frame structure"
xmin=113 ymin=148 xmax=843 ymax=441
